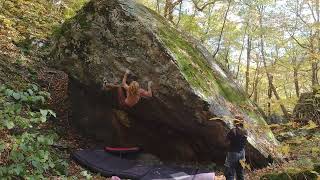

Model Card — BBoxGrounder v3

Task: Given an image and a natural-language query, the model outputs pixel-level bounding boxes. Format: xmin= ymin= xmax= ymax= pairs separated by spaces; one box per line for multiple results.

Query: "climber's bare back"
xmin=103 ymin=69 xmax=152 ymax=108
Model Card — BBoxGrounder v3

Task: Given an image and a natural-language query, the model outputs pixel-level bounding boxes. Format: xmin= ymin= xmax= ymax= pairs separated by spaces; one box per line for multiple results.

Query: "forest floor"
xmin=49 ymin=120 xmax=109 ymax=179
xmin=246 ymin=122 xmax=320 ymax=180
xmin=50 ymin=116 xmax=320 ymax=180
xmin=51 ymin=118 xmax=224 ymax=179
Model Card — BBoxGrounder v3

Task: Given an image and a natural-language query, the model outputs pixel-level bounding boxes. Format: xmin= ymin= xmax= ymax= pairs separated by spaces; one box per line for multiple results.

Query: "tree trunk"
xmin=212 ymin=0 xmax=231 ymax=59
xmin=236 ymin=25 xmax=248 ymax=79
xmin=267 ymin=76 xmax=272 ymax=116
xmin=201 ymin=4 xmax=213 ymax=43
xmin=156 ymin=0 xmax=160 ymax=13
xmin=176 ymin=1 xmax=183 ymax=26
xmin=164 ymin=0 xmax=171 ymax=18
xmin=293 ymin=67 xmax=300 ymax=97
xmin=313 ymin=0 xmax=320 ymax=87
xmin=261 ymin=44 xmax=290 ymax=118
xmin=225 ymin=47 xmax=230 ymax=70
xmin=252 ymin=62 xmax=260 ymax=103
xmin=283 ymin=77 xmax=289 ymax=99
xmin=245 ymin=36 xmax=251 ymax=95
xmin=249 ymin=60 xmax=261 ymax=103
xmin=258 ymin=5 xmax=290 ymax=119
xmin=312 ymin=61 xmax=319 ymax=87
xmin=164 ymin=0 xmax=181 ymax=22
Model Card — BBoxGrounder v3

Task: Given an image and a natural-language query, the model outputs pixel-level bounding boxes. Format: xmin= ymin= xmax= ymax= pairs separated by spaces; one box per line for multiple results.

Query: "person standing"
xmin=224 ymin=116 xmax=248 ymax=180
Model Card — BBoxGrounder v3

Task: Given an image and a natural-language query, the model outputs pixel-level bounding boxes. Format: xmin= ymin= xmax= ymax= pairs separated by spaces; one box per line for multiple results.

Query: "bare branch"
xmin=307 ymin=2 xmax=317 ymax=22
xmin=191 ymin=0 xmax=221 ymax=11
xmin=295 ymin=0 xmax=312 ymax=28
xmin=172 ymin=0 xmax=183 ymax=7
xmin=296 ymin=11 xmax=312 ymax=27
xmin=289 ymin=32 xmax=311 ymax=50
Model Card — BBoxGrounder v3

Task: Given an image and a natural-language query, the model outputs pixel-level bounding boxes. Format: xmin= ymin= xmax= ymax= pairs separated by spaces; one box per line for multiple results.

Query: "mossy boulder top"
xmin=51 ymin=0 xmax=281 ymax=167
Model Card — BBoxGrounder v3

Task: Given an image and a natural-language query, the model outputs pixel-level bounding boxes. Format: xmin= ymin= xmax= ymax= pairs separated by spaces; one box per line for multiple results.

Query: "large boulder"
xmin=293 ymin=92 xmax=320 ymax=124
xmin=50 ymin=0 xmax=281 ymax=167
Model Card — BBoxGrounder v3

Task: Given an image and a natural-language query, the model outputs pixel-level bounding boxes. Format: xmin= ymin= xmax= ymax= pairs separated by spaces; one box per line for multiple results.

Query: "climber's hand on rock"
xmin=125 ymin=69 xmax=130 ymax=75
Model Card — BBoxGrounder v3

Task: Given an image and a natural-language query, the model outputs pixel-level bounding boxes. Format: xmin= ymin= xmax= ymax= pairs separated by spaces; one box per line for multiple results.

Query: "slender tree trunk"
xmin=258 ymin=5 xmax=290 ymax=119
xmin=293 ymin=67 xmax=300 ymax=97
xmin=283 ymin=77 xmax=289 ymax=99
xmin=157 ymin=0 xmax=160 ymax=13
xmin=164 ymin=0 xmax=170 ymax=18
xmin=201 ymin=4 xmax=213 ymax=43
xmin=307 ymin=45 xmax=318 ymax=89
xmin=236 ymin=25 xmax=248 ymax=79
xmin=253 ymin=63 xmax=260 ymax=103
xmin=318 ymin=0 xmax=320 ymax=88
xmin=167 ymin=3 xmax=174 ymax=22
xmin=249 ymin=60 xmax=260 ymax=103
xmin=267 ymin=76 xmax=272 ymax=116
xmin=311 ymin=60 xmax=319 ymax=86
xmin=245 ymin=36 xmax=251 ymax=95
xmin=316 ymin=0 xmax=320 ymax=22
xmin=225 ymin=47 xmax=230 ymax=70
xmin=261 ymin=43 xmax=290 ymax=118
xmin=313 ymin=0 xmax=320 ymax=87
xmin=164 ymin=0 xmax=181 ymax=22
xmin=291 ymin=56 xmax=301 ymax=98
xmin=176 ymin=1 xmax=183 ymax=26
xmin=212 ymin=0 xmax=231 ymax=59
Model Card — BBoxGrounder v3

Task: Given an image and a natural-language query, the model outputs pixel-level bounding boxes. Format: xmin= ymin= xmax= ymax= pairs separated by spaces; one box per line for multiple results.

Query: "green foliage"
xmin=0 ymin=84 xmax=53 ymax=129
xmin=0 ymin=0 xmax=91 ymax=178
xmin=0 ymin=133 xmax=67 ymax=179
xmin=0 ymin=84 xmax=67 ymax=179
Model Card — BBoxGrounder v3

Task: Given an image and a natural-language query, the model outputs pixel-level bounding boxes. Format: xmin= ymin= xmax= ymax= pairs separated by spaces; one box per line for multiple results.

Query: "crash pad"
xmin=72 ymin=149 xmax=215 ymax=180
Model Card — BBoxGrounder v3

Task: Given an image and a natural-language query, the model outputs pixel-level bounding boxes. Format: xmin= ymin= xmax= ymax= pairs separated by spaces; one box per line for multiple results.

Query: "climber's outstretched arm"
xmin=122 ymin=70 xmax=130 ymax=90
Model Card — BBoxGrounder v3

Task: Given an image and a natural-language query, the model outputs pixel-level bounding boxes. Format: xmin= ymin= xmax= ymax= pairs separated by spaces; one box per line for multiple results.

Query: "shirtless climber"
xmin=102 ymin=69 xmax=153 ymax=108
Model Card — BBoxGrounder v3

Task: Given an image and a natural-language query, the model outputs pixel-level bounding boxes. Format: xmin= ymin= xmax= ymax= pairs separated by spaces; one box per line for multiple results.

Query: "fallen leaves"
xmin=279 ymin=144 xmax=290 ymax=157
xmin=239 ymin=159 xmax=251 ymax=171
xmin=301 ymin=120 xmax=318 ymax=130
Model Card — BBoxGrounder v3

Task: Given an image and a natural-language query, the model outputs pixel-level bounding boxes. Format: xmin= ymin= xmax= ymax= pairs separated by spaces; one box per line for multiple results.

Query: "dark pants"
xmin=224 ymin=150 xmax=245 ymax=180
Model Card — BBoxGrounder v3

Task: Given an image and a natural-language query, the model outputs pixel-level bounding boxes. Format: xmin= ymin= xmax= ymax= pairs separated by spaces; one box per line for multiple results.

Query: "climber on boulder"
xmin=103 ymin=69 xmax=153 ymax=108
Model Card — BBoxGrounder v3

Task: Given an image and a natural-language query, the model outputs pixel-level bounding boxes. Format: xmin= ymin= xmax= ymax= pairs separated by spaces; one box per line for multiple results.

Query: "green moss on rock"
xmin=158 ymin=27 xmax=217 ymax=97
xmin=151 ymin=7 xmax=278 ymax=144
xmin=156 ymin=19 xmax=248 ymax=106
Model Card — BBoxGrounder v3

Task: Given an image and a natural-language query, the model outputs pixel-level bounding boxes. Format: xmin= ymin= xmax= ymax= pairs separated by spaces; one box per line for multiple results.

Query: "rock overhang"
xmin=50 ymin=0 xmax=282 ymax=168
